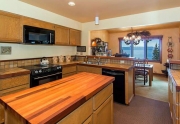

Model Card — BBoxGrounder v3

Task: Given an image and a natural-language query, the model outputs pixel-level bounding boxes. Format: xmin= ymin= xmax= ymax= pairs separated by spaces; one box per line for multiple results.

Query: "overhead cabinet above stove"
xmin=0 ymin=10 xmax=81 ymax=46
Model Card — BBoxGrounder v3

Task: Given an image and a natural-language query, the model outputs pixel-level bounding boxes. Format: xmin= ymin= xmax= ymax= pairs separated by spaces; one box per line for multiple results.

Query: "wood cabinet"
xmin=0 ymin=74 xmax=30 ymax=123
xmin=77 ymin=65 xmax=102 ymax=74
xmin=21 ymin=16 xmax=54 ymax=30
xmin=62 ymin=65 xmax=77 ymax=78
xmin=0 ymin=11 xmax=21 ymax=42
xmin=83 ymin=115 xmax=93 ymax=124
xmin=58 ymin=83 xmax=113 ymax=124
xmin=93 ymin=95 xmax=113 ymax=124
xmin=70 ymin=29 xmax=81 ymax=46
xmin=55 ymin=25 xmax=70 ymax=45
xmin=58 ymin=98 xmax=93 ymax=124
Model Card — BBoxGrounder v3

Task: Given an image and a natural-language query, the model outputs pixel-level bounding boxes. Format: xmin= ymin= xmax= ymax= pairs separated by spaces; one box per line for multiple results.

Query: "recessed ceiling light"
xmin=68 ymin=2 xmax=75 ymax=6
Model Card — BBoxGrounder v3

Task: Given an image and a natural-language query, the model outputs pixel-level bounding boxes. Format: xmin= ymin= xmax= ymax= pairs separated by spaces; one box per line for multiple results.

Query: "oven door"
xmin=30 ymin=72 xmax=62 ymax=88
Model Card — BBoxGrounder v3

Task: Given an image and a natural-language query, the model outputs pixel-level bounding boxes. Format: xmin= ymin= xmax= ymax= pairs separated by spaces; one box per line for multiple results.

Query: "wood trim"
xmin=0 ymin=57 xmax=52 ymax=62
xmin=0 ymin=71 xmax=30 ymax=79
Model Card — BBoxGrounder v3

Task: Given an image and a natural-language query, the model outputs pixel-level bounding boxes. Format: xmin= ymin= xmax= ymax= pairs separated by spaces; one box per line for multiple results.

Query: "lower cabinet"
xmin=93 ymin=95 xmax=113 ymax=124
xmin=0 ymin=74 xmax=30 ymax=123
xmin=62 ymin=65 xmax=77 ymax=78
xmin=77 ymin=65 xmax=102 ymax=74
xmin=58 ymin=83 xmax=113 ymax=124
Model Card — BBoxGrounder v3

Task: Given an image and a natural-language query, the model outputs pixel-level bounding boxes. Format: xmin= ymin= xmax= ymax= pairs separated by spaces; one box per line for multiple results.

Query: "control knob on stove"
xmin=35 ymin=70 xmax=38 ymax=74
xmin=57 ymin=66 xmax=61 ymax=69
xmin=39 ymin=70 xmax=42 ymax=73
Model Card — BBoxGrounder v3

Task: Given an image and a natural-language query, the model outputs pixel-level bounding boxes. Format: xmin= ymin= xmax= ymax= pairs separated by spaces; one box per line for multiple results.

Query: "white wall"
xmin=82 ymin=7 xmax=180 ymax=55
xmin=0 ymin=0 xmax=82 ymax=60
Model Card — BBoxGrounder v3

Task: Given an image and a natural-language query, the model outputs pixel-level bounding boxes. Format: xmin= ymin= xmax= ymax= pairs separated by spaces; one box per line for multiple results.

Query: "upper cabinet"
xmin=90 ymin=30 xmax=109 ymax=42
xmin=0 ymin=11 xmax=22 ymax=43
xmin=0 ymin=10 xmax=81 ymax=46
xmin=69 ymin=29 xmax=81 ymax=46
xmin=21 ymin=16 xmax=54 ymax=30
xmin=55 ymin=25 xmax=70 ymax=45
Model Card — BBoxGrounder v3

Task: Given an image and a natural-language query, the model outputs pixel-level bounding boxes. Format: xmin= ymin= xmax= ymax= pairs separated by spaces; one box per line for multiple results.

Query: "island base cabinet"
xmin=83 ymin=115 xmax=93 ymax=124
xmin=58 ymin=98 xmax=93 ymax=124
xmin=0 ymin=104 xmax=4 ymax=123
xmin=93 ymin=95 xmax=113 ymax=124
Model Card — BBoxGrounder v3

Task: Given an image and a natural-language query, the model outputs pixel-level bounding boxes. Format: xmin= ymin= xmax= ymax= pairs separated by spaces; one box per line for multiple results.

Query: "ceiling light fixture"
xmin=68 ymin=2 xmax=75 ymax=6
xmin=95 ymin=16 xmax=99 ymax=25
xmin=123 ymin=27 xmax=151 ymax=45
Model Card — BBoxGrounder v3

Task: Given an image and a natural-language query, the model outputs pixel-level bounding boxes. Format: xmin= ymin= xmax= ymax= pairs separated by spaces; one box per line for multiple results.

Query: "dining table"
xmin=135 ymin=64 xmax=153 ymax=86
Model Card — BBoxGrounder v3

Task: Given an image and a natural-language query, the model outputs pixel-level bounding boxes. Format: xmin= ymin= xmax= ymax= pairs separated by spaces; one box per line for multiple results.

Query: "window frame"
xmin=118 ymin=35 xmax=163 ymax=63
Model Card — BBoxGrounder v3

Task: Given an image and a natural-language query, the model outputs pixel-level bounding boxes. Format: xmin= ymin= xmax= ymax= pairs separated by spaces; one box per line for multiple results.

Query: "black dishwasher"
xmin=102 ymin=68 xmax=125 ymax=104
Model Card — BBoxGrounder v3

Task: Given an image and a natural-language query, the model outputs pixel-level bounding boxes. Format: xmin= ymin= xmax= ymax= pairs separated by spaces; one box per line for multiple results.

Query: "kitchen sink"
xmin=80 ymin=61 xmax=106 ymax=65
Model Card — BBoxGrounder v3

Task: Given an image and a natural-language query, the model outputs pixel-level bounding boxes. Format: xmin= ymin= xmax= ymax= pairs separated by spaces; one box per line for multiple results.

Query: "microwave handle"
xmin=50 ymin=33 xmax=51 ymax=44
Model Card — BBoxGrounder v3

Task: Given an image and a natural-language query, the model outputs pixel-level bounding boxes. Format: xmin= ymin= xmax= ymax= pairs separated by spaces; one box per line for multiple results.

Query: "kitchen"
xmin=0 ymin=0 xmax=180 ymax=123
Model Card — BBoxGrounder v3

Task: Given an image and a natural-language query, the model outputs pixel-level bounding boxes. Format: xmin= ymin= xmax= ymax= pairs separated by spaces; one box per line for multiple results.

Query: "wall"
xmin=82 ymin=7 xmax=180 ymax=55
xmin=0 ymin=0 xmax=82 ymax=60
xmin=108 ymin=28 xmax=180 ymax=74
xmin=90 ymin=30 xmax=109 ymax=42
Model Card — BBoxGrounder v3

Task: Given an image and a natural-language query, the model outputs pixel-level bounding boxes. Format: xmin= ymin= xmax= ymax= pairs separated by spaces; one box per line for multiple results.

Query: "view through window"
xmin=119 ymin=36 xmax=162 ymax=62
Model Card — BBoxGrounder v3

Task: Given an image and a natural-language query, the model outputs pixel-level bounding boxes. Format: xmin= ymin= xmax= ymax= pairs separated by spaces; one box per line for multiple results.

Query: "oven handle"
xmin=33 ymin=72 xmax=62 ymax=80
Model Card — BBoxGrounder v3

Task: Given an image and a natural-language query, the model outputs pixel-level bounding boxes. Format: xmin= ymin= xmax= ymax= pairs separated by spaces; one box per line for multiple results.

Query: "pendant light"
xmin=95 ymin=16 xmax=99 ymax=25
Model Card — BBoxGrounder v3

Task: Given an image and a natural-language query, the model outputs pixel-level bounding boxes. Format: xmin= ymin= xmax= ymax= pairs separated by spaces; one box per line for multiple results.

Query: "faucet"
xmin=94 ymin=57 xmax=101 ymax=65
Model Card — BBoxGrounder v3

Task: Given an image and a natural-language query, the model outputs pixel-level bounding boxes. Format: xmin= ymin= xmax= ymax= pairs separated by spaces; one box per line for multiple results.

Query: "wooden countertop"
xmin=0 ymin=68 xmax=30 ymax=79
xmin=168 ymin=69 xmax=180 ymax=91
xmin=57 ymin=61 xmax=133 ymax=71
xmin=0 ymin=72 xmax=114 ymax=124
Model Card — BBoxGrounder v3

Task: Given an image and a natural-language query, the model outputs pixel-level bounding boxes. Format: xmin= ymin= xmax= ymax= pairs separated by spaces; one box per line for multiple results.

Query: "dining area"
xmin=134 ymin=58 xmax=154 ymax=86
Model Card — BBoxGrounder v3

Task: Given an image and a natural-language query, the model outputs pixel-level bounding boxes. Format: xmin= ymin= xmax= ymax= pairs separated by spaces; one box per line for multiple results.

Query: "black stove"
xmin=20 ymin=64 xmax=62 ymax=76
xmin=20 ymin=64 xmax=62 ymax=88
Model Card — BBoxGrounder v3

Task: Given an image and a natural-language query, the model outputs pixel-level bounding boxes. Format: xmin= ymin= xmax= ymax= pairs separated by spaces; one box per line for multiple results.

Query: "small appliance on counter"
xmin=40 ymin=57 xmax=49 ymax=65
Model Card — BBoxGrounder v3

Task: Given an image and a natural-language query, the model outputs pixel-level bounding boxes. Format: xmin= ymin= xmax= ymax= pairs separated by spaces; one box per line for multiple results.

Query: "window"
xmin=119 ymin=35 xmax=162 ymax=63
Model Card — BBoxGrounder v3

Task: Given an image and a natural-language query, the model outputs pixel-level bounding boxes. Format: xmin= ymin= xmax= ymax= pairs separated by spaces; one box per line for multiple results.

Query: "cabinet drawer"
xmin=62 ymin=66 xmax=76 ymax=74
xmin=93 ymin=95 xmax=113 ymax=124
xmin=0 ymin=84 xmax=29 ymax=97
xmin=0 ymin=75 xmax=29 ymax=91
xmin=83 ymin=115 xmax=92 ymax=124
xmin=58 ymin=98 xmax=93 ymax=124
xmin=62 ymin=72 xmax=77 ymax=78
xmin=93 ymin=83 xmax=113 ymax=110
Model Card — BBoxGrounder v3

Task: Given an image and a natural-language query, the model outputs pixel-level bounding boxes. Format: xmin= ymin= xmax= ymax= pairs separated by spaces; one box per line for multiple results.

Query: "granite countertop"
xmin=0 ymin=68 xmax=30 ymax=79
xmin=0 ymin=72 xmax=114 ymax=123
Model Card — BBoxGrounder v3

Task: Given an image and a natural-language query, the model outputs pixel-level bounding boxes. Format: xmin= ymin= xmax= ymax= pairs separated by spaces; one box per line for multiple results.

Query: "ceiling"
xmin=20 ymin=0 xmax=180 ymax=23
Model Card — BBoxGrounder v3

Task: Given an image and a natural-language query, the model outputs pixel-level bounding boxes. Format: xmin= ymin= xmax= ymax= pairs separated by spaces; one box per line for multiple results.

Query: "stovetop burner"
xmin=19 ymin=64 xmax=62 ymax=76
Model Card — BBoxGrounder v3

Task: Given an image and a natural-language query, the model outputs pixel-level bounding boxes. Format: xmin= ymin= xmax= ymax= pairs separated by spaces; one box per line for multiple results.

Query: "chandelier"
xmin=123 ymin=28 xmax=151 ymax=45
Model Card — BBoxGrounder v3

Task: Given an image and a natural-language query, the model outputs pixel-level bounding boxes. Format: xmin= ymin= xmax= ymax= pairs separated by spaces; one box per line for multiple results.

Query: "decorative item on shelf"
xmin=167 ymin=37 xmax=173 ymax=59
xmin=123 ymin=27 xmax=151 ymax=45
xmin=58 ymin=55 xmax=64 ymax=62
xmin=91 ymin=38 xmax=107 ymax=55
xmin=52 ymin=56 xmax=58 ymax=64
xmin=66 ymin=55 xmax=71 ymax=62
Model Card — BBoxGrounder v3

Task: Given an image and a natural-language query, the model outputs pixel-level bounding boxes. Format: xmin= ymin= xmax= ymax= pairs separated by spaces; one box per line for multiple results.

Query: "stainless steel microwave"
xmin=23 ymin=25 xmax=55 ymax=45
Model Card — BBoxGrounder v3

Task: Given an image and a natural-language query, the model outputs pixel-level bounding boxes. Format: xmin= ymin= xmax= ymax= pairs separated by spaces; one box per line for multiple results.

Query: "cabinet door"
xmin=87 ymin=66 xmax=102 ymax=74
xmin=21 ymin=16 xmax=54 ymax=30
xmin=0 ymin=11 xmax=21 ymax=42
xmin=55 ymin=25 xmax=70 ymax=45
xmin=93 ymin=95 xmax=113 ymax=124
xmin=83 ymin=115 xmax=92 ymax=124
xmin=0 ymin=104 xmax=4 ymax=123
xmin=69 ymin=29 xmax=81 ymax=46
xmin=77 ymin=65 xmax=88 ymax=72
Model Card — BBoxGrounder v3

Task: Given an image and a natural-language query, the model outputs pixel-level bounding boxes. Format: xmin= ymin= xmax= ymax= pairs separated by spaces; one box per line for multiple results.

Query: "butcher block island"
xmin=0 ymin=72 xmax=115 ymax=124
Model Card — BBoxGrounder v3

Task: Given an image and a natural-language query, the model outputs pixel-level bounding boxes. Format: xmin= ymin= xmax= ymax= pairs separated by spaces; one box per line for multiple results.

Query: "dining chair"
xmin=134 ymin=59 xmax=149 ymax=85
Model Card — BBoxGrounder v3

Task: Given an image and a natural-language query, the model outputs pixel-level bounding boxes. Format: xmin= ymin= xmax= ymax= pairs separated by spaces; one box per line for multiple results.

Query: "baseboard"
xmin=153 ymin=73 xmax=167 ymax=76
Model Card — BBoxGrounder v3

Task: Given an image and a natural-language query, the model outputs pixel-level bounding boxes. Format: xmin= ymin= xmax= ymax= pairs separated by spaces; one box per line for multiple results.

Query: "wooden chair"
xmin=134 ymin=59 xmax=149 ymax=85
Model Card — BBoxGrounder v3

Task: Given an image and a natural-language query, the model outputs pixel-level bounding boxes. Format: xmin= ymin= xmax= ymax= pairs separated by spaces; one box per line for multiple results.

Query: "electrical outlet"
xmin=120 ymin=60 xmax=124 ymax=63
